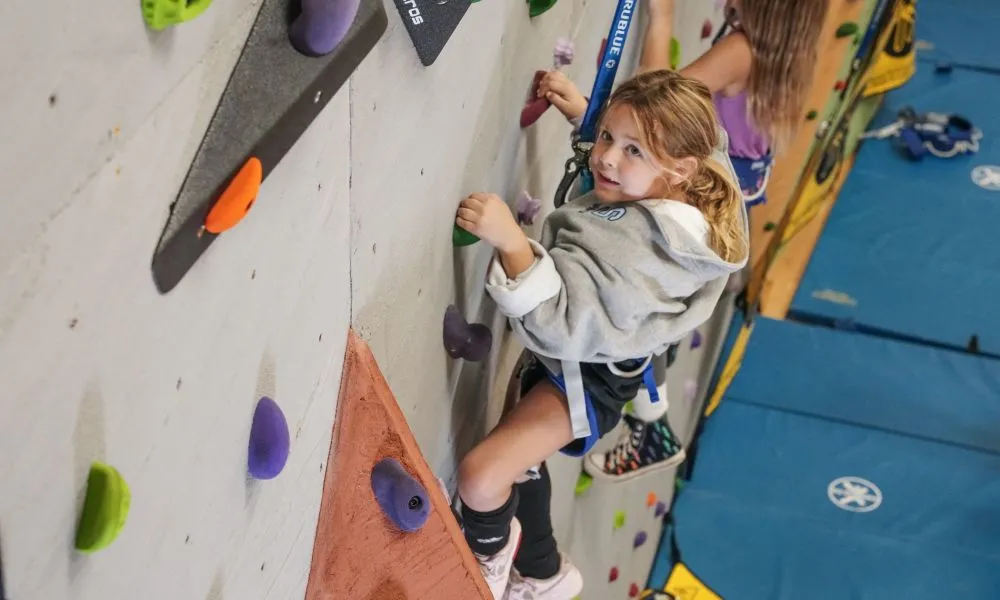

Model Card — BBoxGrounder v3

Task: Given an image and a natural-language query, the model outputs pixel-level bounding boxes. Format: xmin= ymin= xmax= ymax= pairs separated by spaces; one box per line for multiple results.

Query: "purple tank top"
xmin=713 ymin=90 xmax=770 ymax=160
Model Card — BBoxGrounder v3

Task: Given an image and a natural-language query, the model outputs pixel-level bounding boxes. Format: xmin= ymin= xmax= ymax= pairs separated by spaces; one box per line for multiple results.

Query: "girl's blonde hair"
xmin=602 ymin=70 xmax=748 ymax=264
xmin=738 ymin=0 xmax=829 ymax=153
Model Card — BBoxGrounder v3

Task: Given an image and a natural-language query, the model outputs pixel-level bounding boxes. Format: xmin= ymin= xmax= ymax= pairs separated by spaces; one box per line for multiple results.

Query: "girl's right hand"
xmin=538 ymin=71 xmax=588 ymax=123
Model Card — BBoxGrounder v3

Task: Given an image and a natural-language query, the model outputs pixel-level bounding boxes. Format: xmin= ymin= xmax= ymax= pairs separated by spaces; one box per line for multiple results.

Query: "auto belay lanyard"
xmin=554 ymin=0 xmax=638 ymax=208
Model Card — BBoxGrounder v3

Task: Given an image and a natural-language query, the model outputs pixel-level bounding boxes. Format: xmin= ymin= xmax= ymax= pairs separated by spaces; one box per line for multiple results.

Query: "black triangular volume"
xmin=391 ymin=0 xmax=471 ymax=66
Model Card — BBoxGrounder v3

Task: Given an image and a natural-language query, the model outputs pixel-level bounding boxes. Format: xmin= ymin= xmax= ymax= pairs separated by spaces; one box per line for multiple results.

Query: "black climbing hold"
xmin=371 ymin=458 xmax=430 ymax=532
xmin=806 ymin=110 xmax=818 ymax=120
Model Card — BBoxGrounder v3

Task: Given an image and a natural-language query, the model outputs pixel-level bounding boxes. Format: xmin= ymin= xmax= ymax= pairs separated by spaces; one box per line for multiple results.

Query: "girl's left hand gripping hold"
xmin=456 ymin=193 xmax=526 ymax=253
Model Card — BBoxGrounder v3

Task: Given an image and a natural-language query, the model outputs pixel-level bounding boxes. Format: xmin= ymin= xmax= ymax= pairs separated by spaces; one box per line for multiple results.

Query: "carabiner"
xmin=553 ymin=139 xmax=591 ymax=208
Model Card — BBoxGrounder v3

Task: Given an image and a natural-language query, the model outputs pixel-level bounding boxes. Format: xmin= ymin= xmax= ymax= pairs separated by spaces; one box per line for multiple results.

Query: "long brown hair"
xmin=603 ymin=70 xmax=748 ymax=264
xmin=737 ymin=0 xmax=829 ymax=153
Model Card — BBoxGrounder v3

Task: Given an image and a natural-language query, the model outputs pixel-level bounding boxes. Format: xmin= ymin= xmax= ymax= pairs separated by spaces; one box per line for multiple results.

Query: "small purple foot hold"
xmin=443 ymin=305 xmax=492 ymax=362
xmin=633 ymin=530 xmax=648 ymax=548
xmin=248 ymin=397 xmax=290 ymax=480
xmin=371 ymin=458 xmax=430 ymax=532
xmin=690 ymin=329 xmax=703 ymax=350
xmin=553 ymin=37 xmax=575 ymax=68
xmin=289 ymin=0 xmax=361 ymax=57
xmin=654 ymin=501 xmax=667 ymax=518
xmin=684 ymin=379 xmax=698 ymax=403
xmin=516 ymin=191 xmax=542 ymax=225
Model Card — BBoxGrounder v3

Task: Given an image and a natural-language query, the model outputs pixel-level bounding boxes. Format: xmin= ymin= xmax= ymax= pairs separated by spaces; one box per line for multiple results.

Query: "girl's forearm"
xmin=498 ymin=233 xmax=536 ymax=280
xmin=639 ymin=9 xmax=674 ymax=72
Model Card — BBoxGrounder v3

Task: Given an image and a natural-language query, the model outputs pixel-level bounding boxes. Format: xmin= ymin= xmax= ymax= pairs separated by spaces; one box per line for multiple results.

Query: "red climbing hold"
xmin=520 ymin=70 xmax=551 ymax=128
xmin=701 ymin=18 xmax=713 ymax=40
xmin=834 ymin=80 xmax=846 ymax=91
xmin=609 ymin=566 xmax=619 ymax=582
xmin=630 ymin=583 xmax=640 ymax=597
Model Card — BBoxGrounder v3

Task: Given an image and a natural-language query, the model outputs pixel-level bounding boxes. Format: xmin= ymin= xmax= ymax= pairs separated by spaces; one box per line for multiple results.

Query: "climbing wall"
xmin=1 ymin=0 xmax=741 ymax=598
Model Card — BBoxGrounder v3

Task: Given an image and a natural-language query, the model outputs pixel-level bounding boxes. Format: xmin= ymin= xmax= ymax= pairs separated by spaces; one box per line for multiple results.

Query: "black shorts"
xmin=518 ymin=354 xmax=647 ymax=455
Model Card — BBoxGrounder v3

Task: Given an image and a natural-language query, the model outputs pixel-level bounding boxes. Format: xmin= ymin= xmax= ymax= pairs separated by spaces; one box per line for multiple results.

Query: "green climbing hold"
xmin=669 ymin=37 xmax=681 ymax=70
xmin=75 ymin=462 xmax=130 ymax=553
xmin=806 ymin=110 xmax=818 ymax=120
xmin=613 ymin=510 xmax=627 ymax=530
xmin=527 ymin=0 xmax=558 ymax=18
xmin=575 ymin=472 xmax=593 ymax=496
xmin=142 ymin=0 xmax=214 ymax=31
xmin=764 ymin=222 xmax=776 ymax=232
xmin=453 ymin=225 xmax=480 ymax=247
xmin=835 ymin=22 xmax=859 ymax=39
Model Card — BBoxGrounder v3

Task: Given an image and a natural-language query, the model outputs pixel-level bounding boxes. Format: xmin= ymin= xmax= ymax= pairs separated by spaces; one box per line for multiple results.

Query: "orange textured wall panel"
xmin=305 ymin=330 xmax=493 ymax=600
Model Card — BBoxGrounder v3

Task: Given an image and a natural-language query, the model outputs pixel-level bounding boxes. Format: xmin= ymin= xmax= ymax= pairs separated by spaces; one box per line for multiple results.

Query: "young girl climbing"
xmin=453 ymin=70 xmax=749 ymax=599
xmin=540 ymin=0 xmax=828 ymax=483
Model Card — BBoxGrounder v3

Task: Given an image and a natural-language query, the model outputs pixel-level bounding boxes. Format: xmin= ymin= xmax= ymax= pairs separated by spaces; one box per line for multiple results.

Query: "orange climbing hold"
xmin=647 ymin=492 xmax=657 ymax=508
xmin=203 ymin=157 xmax=263 ymax=235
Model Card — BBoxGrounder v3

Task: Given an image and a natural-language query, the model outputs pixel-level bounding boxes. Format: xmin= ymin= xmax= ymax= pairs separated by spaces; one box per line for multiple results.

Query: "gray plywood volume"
xmin=150 ymin=0 xmax=387 ymax=294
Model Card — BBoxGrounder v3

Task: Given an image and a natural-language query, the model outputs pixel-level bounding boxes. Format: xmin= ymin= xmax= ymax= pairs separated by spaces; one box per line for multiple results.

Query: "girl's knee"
xmin=457 ymin=448 xmax=510 ymax=511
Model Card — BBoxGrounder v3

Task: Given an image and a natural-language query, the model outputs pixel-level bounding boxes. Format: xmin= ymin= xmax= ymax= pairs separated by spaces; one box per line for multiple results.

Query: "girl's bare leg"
xmin=458 ymin=378 xmax=575 ymax=513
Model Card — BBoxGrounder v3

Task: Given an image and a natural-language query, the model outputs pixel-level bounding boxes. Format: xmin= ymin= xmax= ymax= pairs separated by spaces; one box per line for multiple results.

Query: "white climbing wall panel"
xmin=0 ymin=0 xmax=735 ymax=598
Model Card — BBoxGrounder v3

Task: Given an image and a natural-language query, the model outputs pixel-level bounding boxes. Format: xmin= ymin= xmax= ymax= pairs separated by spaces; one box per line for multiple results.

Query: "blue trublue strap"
xmin=578 ymin=0 xmax=638 ymax=142
xmin=575 ymin=0 xmax=638 ymax=196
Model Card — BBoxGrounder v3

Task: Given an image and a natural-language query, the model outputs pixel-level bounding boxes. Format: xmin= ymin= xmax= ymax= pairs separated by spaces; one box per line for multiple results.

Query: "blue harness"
xmin=543 ymin=359 xmax=662 ymax=457
xmin=730 ymin=154 xmax=773 ymax=207
xmin=861 ymin=107 xmax=982 ymax=160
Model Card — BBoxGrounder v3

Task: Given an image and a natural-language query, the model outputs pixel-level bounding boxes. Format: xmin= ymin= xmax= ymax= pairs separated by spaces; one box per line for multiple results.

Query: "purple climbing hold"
xmin=248 ymin=397 xmax=291 ymax=480
xmin=516 ymin=191 xmax=542 ymax=225
xmin=684 ymin=379 xmax=698 ymax=403
xmin=654 ymin=501 xmax=667 ymax=518
xmin=633 ymin=530 xmax=648 ymax=548
xmin=289 ymin=0 xmax=361 ymax=57
xmin=690 ymin=329 xmax=703 ymax=350
xmin=443 ymin=304 xmax=492 ymax=362
xmin=371 ymin=457 xmax=430 ymax=532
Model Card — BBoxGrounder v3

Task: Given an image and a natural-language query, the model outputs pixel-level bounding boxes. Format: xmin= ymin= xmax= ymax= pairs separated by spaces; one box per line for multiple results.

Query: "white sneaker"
xmin=474 ymin=517 xmax=522 ymax=599
xmin=503 ymin=553 xmax=584 ymax=600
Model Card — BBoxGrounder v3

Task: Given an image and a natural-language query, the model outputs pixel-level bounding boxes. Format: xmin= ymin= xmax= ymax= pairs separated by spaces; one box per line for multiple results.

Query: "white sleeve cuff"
xmin=485 ymin=239 xmax=562 ymax=318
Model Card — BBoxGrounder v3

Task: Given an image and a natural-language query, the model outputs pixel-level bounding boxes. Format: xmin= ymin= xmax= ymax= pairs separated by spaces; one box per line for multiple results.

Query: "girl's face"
xmin=589 ymin=104 xmax=666 ymax=203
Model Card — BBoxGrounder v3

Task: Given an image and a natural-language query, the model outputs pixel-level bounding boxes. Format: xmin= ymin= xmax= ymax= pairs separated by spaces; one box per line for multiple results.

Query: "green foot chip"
xmin=75 ymin=462 xmax=130 ymax=553
xmin=142 ymin=0 xmax=214 ymax=31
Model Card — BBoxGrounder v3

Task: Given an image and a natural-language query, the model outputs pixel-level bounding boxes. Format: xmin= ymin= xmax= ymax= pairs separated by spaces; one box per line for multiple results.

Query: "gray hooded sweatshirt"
xmin=485 ymin=131 xmax=749 ymax=441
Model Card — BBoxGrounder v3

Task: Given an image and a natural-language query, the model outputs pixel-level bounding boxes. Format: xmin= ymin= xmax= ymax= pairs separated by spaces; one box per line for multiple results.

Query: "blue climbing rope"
xmin=554 ymin=0 xmax=638 ymax=206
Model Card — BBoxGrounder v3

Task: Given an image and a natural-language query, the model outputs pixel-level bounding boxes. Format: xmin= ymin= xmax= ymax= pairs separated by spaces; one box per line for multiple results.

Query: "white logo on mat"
xmin=971 ymin=165 xmax=1000 ymax=191
xmin=828 ymin=476 xmax=882 ymax=513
